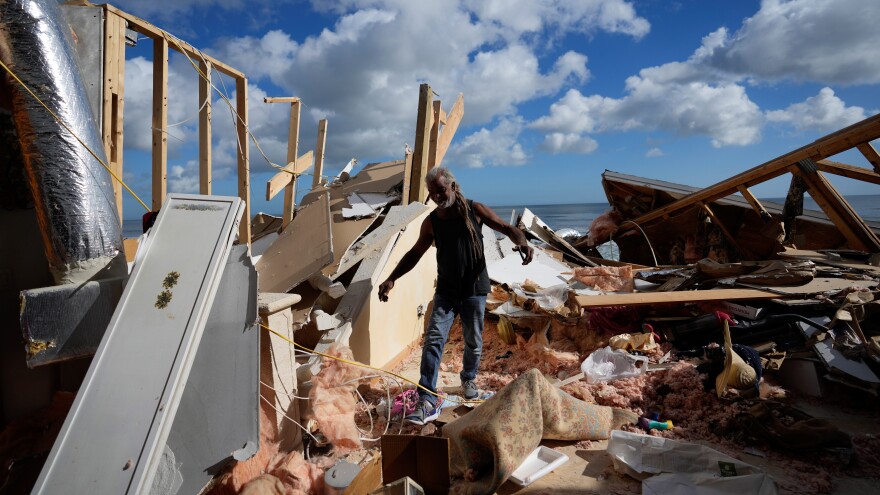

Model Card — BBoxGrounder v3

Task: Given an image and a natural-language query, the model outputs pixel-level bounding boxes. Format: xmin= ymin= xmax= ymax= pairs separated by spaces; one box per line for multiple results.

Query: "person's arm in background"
xmin=472 ymin=201 xmax=533 ymax=265
xmin=377 ymin=217 xmax=435 ymax=301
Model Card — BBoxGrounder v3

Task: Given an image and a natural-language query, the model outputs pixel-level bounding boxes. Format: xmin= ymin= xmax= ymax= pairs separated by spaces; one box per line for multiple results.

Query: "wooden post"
xmin=198 ymin=60 xmax=212 ymax=195
xmin=151 ymin=36 xmax=168 ymax=211
xmin=434 ymin=93 xmax=463 ymax=169
xmin=283 ymin=101 xmax=301 ymax=226
xmin=427 ymin=99 xmax=442 ymax=171
xmin=401 ymin=148 xmax=414 ymax=206
xmin=236 ymin=77 xmax=251 ymax=244
xmin=312 ymin=119 xmax=327 ymax=190
xmin=409 ymin=83 xmax=433 ymax=203
xmin=113 ymin=16 xmax=125 ymax=220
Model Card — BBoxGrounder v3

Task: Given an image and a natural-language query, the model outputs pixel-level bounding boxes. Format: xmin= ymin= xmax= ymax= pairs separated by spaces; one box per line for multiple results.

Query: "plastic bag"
xmin=580 ymin=346 xmax=648 ymax=383
xmin=511 ymin=282 xmax=569 ymax=312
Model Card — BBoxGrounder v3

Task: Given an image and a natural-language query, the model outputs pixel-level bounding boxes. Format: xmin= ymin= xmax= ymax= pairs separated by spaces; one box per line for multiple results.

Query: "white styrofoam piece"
xmin=509 ymin=446 xmax=569 ymax=486
xmin=488 ymin=254 xmax=568 ymax=288
xmin=342 ymin=193 xmax=377 ymax=218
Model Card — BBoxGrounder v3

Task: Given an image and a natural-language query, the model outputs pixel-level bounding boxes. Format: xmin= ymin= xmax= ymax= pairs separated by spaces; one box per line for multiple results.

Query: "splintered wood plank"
xmin=199 ymin=60 xmax=212 ymax=194
xmin=113 ymin=14 xmax=126 ymax=220
xmin=435 ymin=93 xmax=463 ymax=169
xmin=152 ymin=36 xmax=168 ymax=211
xmin=256 ymin=192 xmax=333 ymax=293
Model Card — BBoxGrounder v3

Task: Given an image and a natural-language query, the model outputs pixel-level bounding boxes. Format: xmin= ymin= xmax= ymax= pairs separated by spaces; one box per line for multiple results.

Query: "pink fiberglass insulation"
xmin=515 ymin=332 xmax=581 ymax=373
xmin=238 ymin=474 xmax=285 ymax=495
xmin=209 ymin=407 xmax=281 ymax=495
xmin=571 ymin=265 xmax=634 ymax=292
xmin=587 ymin=209 xmax=623 ymax=246
xmin=309 ymin=343 xmax=370 ymax=454
xmin=267 ymin=451 xmax=334 ymax=495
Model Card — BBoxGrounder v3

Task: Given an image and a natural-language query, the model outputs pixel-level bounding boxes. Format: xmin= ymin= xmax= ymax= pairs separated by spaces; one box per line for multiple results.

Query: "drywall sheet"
xmin=166 ymin=244 xmax=259 ymax=494
xmin=257 ymin=191 xmax=333 ymax=293
xmin=20 ymin=276 xmax=126 ymax=367
xmin=487 ymin=246 xmax=572 ymax=289
xmin=33 ymin=194 xmax=244 ymax=494
xmin=333 ymin=202 xmax=431 ymax=278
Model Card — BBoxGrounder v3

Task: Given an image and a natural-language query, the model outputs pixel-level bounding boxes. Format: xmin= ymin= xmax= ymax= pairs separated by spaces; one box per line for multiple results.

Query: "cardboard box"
xmin=380 ymin=435 xmax=449 ymax=495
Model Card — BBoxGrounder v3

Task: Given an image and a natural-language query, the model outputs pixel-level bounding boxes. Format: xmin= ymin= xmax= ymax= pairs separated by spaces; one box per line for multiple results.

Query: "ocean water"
xmin=121 ymin=194 xmax=880 ymax=239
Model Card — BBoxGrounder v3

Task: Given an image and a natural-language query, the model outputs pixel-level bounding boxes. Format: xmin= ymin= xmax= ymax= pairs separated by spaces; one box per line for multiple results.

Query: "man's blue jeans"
xmin=419 ymin=293 xmax=486 ymax=407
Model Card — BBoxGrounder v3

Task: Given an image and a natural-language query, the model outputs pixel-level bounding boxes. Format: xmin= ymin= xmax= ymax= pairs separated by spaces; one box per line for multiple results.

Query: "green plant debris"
xmin=163 ymin=271 xmax=180 ymax=289
xmin=155 ymin=289 xmax=173 ymax=309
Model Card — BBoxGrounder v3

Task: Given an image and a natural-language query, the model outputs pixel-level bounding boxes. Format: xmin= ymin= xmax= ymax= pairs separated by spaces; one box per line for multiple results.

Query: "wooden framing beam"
xmin=198 ymin=60 xmax=212 ymax=194
xmin=699 ymin=202 xmax=750 ymax=258
xmin=816 ymin=159 xmax=880 ymax=185
xmin=282 ymin=100 xmax=301 ymax=227
xmin=312 ymin=119 xmax=327 ymax=190
xmin=102 ymin=4 xmax=244 ymax=79
xmin=409 ymin=84 xmax=433 ymax=203
xmin=574 ymin=288 xmax=779 ymax=308
xmin=629 ymin=114 xmax=880 ymax=228
xmin=790 ymin=160 xmax=880 ymax=252
xmin=857 ymin=142 xmax=880 ymax=173
xmin=427 ymin=99 xmax=442 ymax=171
xmin=151 ymin=36 xmax=168 ymax=211
xmin=263 ymin=97 xmax=301 ymax=104
xmin=236 ymin=77 xmax=251 ymax=244
xmin=266 ymin=150 xmax=313 ymax=201
xmin=101 ymin=10 xmax=125 ymax=222
xmin=434 ymin=93 xmax=463 ymax=169
xmin=736 ymin=185 xmax=770 ymax=220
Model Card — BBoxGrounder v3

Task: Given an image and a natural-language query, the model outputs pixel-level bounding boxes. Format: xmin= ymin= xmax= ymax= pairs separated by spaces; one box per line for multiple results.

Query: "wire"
xmin=612 ymin=220 xmax=658 ymax=266
xmin=259 ymin=393 xmax=321 ymax=445
xmin=0 ymin=59 xmax=150 ymax=212
xmin=261 ymin=322 xmax=484 ymax=405
xmin=259 ymin=379 xmax=310 ymax=401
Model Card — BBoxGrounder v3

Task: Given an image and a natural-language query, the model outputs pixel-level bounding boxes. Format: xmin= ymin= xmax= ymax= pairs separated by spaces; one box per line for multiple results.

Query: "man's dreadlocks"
xmin=425 ymin=167 xmax=484 ymax=262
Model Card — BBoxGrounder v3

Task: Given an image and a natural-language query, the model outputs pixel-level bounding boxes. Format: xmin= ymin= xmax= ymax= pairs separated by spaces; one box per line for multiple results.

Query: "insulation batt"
xmin=571 ymin=265 xmax=634 ymax=292
xmin=586 ymin=209 xmax=622 ymax=246
xmin=309 ymin=343 xmax=370 ymax=454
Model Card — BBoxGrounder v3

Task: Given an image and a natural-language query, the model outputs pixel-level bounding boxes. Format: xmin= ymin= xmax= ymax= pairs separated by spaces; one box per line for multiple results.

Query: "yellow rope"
xmin=0 ymin=59 xmax=151 ymax=212
xmin=260 ymin=322 xmax=483 ymax=406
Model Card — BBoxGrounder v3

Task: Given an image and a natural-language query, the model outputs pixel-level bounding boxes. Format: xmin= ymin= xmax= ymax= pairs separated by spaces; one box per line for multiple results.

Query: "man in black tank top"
xmin=378 ymin=167 xmax=533 ymax=425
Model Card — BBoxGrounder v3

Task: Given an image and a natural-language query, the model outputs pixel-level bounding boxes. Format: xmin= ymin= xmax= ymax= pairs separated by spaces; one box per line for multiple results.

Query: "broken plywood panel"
xmin=257 ymin=191 xmax=333 ymax=293
xmin=333 ymin=202 xmax=432 ymax=279
xmin=520 ymin=208 xmax=596 ymax=267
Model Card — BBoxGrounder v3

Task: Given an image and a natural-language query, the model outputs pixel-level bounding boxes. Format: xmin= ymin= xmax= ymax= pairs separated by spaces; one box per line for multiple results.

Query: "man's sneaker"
xmin=405 ymin=399 xmax=440 ymax=426
xmin=463 ymin=379 xmax=479 ymax=400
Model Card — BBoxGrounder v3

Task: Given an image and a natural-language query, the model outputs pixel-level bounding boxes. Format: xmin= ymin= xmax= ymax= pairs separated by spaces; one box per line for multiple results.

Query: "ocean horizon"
xmin=122 ymin=193 xmax=880 ymax=239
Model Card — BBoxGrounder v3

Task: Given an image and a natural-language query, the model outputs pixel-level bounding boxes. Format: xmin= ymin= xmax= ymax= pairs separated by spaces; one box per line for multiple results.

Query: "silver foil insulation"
xmin=1 ymin=0 xmax=126 ymax=283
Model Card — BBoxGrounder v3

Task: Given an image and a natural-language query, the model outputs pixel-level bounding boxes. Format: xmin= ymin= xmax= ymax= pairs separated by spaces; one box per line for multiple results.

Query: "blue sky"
xmin=111 ymin=0 xmax=880 ymax=218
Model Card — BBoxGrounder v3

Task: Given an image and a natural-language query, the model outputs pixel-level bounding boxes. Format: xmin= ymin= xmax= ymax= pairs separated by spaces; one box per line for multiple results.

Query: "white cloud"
xmin=168 ymin=162 xmax=200 ymax=193
xmin=470 ymin=0 xmax=650 ymax=39
xmin=540 ymin=133 xmax=599 ymax=154
xmin=447 ymin=117 xmax=528 ymax=168
xmin=646 ymin=147 xmax=663 ymax=157
xmin=695 ymin=0 xmax=880 ymax=84
xmin=766 ymin=87 xmax=867 ymax=131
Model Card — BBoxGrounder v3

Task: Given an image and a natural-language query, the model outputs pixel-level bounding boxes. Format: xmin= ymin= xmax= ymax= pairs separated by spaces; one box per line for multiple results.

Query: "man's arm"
xmin=472 ymin=201 xmax=533 ymax=265
xmin=377 ymin=217 xmax=434 ymax=301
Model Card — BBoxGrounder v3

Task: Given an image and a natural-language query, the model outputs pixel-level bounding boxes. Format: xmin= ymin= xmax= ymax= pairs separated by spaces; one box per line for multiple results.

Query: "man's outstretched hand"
xmin=378 ymin=279 xmax=394 ymax=301
xmin=513 ymin=244 xmax=534 ymax=265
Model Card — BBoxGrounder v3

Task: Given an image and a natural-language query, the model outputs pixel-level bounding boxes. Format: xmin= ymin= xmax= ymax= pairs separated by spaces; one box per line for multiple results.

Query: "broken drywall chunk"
xmin=308 ymin=273 xmax=346 ymax=299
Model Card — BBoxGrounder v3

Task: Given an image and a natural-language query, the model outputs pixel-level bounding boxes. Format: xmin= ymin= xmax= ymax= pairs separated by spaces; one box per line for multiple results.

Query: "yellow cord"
xmin=259 ymin=322 xmax=483 ymax=406
xmin=0 ymin=59 xmax=151 ymax=212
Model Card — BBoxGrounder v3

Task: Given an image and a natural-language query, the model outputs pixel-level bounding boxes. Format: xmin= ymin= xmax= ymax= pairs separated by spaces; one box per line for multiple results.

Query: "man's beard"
xmin=439 ymin=194 xmax=456 ymax=209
